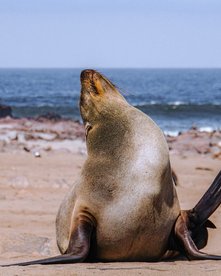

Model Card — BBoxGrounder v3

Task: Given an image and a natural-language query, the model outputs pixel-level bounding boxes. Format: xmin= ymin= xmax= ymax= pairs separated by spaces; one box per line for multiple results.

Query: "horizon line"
xmin=0 ymin=67 xmax=221 ymax=70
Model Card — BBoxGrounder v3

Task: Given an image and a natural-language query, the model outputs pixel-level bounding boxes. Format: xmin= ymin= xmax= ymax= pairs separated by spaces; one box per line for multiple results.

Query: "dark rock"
xmin=0 ymin=105 xmax=12 ymax=118
xmin=36 ymin=112 xmax=62 ymax=122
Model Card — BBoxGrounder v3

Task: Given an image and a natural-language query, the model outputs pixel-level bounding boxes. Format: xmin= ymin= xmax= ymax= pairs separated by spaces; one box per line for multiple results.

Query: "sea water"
xmin=0 ymin=68 xmax=221 ymax=133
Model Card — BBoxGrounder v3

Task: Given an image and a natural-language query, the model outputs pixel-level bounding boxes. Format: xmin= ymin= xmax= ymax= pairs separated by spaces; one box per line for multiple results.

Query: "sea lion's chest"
xmin=93 ymin=175 xmax=180 ymax=261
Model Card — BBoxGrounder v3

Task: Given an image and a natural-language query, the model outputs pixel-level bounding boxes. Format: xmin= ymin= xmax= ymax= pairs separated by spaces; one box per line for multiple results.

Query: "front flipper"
xmin=1 ymin=219 xmax=94 ymax=266
xmin=174 ymin=211 xmax=221 ymax=260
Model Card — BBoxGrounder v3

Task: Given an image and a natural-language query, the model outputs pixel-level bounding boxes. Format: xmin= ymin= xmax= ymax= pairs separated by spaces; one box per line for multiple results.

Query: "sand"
xmin=0 ymin=118 xmax=221 ymax=275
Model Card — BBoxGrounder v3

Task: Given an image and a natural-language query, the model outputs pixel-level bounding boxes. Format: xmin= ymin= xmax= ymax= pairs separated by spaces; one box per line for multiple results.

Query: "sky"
xmin=0 ymin=0 xmax=221 ymax=68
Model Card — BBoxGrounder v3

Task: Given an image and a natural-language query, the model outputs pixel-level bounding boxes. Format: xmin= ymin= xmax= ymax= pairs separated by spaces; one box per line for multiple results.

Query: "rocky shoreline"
xmin=0 ymin=117 xmax=85 ymax=154
xmin=0 ymin=117 xmax=220 ymax=159
xmin=167 ymin=127 xmax=221 ymax=158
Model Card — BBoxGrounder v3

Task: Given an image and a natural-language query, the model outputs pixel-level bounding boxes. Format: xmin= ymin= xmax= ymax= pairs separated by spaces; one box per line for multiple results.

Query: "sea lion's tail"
xmin=174 ymin=170 xmax=221 ymax=260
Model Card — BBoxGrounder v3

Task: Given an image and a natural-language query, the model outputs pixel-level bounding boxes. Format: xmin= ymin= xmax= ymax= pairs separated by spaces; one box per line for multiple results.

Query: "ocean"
xmin=0 ymin=68 xmax=221 ymax=134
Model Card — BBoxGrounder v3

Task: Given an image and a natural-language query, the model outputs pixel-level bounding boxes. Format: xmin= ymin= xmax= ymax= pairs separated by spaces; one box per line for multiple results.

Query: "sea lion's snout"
xmin=80 ymin=69 xmax=120 ymax=97
xmin=80 ymin=69 xmax=95 ymax=83
xmin=79 ymin=69 xmax=127 ymax=125
xmin=79 ymin=69 xmax=99 ymax=126
xmin=80 ymin=69 xmax=106 ymax=96
xmin=80 ymin=70 xmax=101 ymax=99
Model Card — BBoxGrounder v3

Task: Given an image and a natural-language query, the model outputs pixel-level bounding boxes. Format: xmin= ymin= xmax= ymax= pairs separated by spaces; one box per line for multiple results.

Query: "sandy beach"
xmin=0 ymin=117 xmax=221 ymax=275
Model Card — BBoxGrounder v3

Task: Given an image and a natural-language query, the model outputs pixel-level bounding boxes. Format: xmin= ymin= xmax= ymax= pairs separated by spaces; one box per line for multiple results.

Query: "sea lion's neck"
xmin=86 ymin=118 xmax=131 ymax=157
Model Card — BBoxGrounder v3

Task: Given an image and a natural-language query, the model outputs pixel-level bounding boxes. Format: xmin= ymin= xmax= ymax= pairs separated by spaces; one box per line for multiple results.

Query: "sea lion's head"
xmin=80 ymin=69 xmax=129 ymax=153
xmin=80 ymin=69 xmax=127 ymax=132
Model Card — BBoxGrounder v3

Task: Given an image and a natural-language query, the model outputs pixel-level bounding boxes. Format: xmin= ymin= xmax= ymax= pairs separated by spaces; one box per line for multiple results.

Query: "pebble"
xmin=34 ymin=151 xmax=41 ymax=158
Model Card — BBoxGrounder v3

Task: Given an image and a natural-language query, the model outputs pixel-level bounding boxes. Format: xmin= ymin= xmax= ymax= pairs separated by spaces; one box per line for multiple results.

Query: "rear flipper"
xmin=174 ymin=170 xmax=221 ymax=260
xmin=191 ymin=170 xmax=221 ymax=227
xmin=1 ymin=219 xmax=94 ymax=266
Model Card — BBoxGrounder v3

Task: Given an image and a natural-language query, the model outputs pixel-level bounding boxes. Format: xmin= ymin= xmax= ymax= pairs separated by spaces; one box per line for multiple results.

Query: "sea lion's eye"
xmin=85 ymin=122 xmax=92 ymax=137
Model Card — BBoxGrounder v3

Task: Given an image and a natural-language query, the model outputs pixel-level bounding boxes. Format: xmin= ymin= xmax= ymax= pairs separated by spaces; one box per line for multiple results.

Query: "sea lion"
xmin=2 ymin=69 xmax=221 ymax=266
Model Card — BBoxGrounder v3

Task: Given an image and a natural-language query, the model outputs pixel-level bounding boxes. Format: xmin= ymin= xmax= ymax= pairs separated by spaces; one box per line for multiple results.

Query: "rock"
xmin=29 ymin=132 xmax=57 ymax=141
xmin=194 ymin=144 xmax=210 ymax=154
xmin=17 ymin=132 xmax=26 ymax=144
xmin=34 ymin=151 xmax=41 ymax=158
xmin=210 ymin=146 xmax=221 ymax=159
xmin=23 ymin=146 xmax=31 ymax=152
xmin=7 ymin=130 xmax=17 ymax=140
xmin=36 ymin=112 xmax=62 ymax=122
xmin=0 ymin=134 xmax=10 ymax=143
xmin=0 ymin=105 xmax=12 ymax=118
